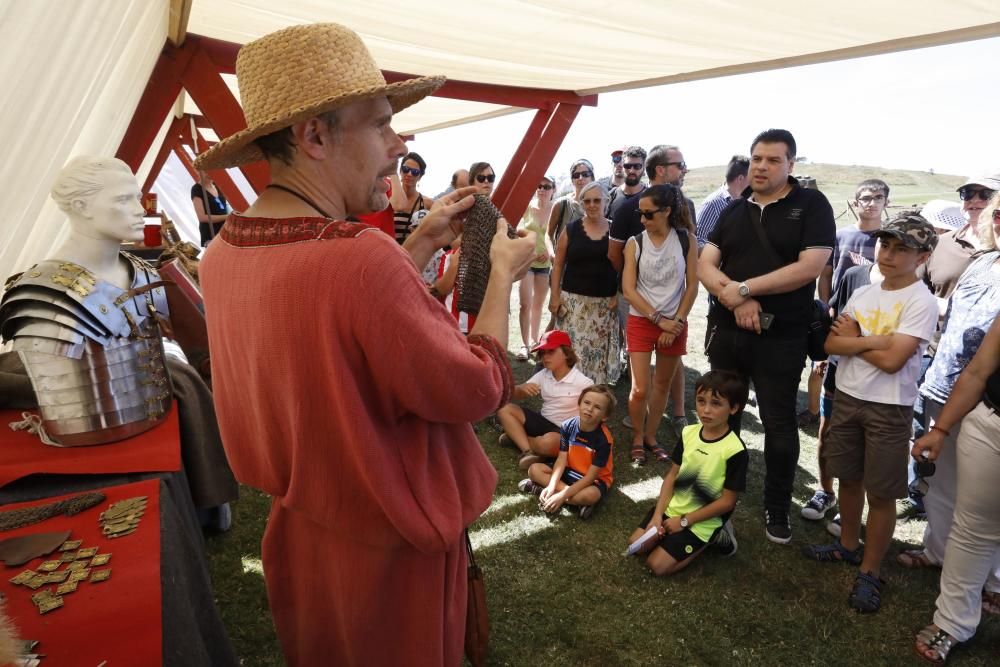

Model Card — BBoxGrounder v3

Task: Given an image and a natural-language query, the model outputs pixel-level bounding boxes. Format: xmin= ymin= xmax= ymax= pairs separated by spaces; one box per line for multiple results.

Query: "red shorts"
xmin=626 ymin=315 xmax=687 ymax=355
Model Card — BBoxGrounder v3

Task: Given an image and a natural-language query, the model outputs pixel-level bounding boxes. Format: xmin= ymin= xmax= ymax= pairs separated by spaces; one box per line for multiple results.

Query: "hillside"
xmin=682 ymin=163 xmax=965 ymax=225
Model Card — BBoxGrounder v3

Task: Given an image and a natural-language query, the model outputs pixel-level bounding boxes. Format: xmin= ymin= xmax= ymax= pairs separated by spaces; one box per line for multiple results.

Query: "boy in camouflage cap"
xmin=872 ymin=212 xmax=939 ymax=253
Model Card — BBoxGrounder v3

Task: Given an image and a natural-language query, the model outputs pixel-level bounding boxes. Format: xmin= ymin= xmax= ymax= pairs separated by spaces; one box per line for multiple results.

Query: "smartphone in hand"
xmin=759 ymin=312 xmax=775 ymax=331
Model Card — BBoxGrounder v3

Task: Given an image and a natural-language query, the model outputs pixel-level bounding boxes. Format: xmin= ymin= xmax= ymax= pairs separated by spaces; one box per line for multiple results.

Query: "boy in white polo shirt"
xmin=496 ymin=330 xmax=594 ymax=469
xmin=802 ymin=213 xmax=939 ymax=614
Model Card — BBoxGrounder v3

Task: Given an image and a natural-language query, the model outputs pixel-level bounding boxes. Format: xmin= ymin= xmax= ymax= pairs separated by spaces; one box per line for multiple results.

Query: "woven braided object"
xmin=457 ymin=195 xmax=516 ymax=315
xmin=0 ymin=492 xmax=105 ymax=532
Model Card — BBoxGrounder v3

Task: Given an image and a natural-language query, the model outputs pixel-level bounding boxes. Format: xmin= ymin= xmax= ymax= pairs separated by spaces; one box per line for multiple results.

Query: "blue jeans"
xmin=706 ymin=323 xmax=808 ymax=513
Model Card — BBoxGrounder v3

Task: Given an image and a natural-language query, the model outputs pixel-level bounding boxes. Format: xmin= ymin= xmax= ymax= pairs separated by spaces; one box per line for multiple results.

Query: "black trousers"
xmin=706 ymin=322 xmax=807 ymax=512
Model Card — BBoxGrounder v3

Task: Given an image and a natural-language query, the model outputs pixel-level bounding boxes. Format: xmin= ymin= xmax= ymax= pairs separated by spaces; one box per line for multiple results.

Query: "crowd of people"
xmin=190 ymin=21 xmax=998 ymax=666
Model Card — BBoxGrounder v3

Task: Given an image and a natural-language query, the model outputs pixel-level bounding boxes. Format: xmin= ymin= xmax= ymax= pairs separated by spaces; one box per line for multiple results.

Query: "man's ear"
xmin=291 ymin=117 xmax=329 ymax=160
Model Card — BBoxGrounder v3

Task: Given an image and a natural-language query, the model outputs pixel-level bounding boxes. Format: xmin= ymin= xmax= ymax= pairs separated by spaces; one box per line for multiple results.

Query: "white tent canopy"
xmin=2 ymin=0 xmax=999 ymax=282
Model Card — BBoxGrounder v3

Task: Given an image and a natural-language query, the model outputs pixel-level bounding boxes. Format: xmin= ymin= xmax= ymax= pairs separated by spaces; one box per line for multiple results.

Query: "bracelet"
xmin=930 ymin=424 xmax=950 ymax=437
xmin=648 ymin=311 xmax=663 ymax=325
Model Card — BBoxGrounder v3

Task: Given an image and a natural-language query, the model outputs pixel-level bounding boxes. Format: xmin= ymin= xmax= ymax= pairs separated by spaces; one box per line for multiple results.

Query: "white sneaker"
xmin=826 ymin=513 xmax=842 ymax=538
xmin=801 ymin=490 xmax=837 ymax=521
xmin=515 ymin=345 xmax=529 ymax=361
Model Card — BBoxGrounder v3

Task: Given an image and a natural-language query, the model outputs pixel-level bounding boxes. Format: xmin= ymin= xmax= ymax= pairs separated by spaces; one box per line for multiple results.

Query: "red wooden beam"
xmin=188 ymin=127 xmax=250 ymax=212
xmin=499 ymin=103 xmax=582 ymax=224
xmin=179 ymin=45 xmax=270 ymax=192
xmin=142 ymin=116 xmax=187 ymax=194
xmin=117 ymin=40 xmax=196 ymax=171
xmin=492 ymin=107 xmax=554 ymax=208
xmin=172 ymin=144 xmax=199 ymax=182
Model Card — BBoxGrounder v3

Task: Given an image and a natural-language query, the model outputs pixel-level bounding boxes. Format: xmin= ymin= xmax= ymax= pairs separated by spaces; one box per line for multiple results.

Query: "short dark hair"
xmin=640 ymin=184 xmax=694 ymax=234
xmin=695 ymin=370 xmax=748 ymax=412
xmin=578 ymin=384 xmax=617 ymax=417
xmin=469 ymin=161 xmax=493 ymax=182
xmin=622 ymin=145 xmax=647 ymax=163
xmin=254 ymin=109 xmax=341 ymax=166
xmin=725 ymin=155 xmax=750 ymax=183
xmin=402 ymin=152 xmax=426 ymax=173
xmin=750 ymin=129 xmax=796 ymax=161
xmin=855 ymin=178 xmax=890 ymax=199
xmin=450 ymin=169 xmax=467 ymax=188
xmin=644 ymin=144 xmax=677 ymax=181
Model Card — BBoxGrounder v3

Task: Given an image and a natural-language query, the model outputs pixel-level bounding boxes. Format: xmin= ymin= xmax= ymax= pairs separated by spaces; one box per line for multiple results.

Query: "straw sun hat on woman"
xmin=194 ymin=23 xmax=444 ymax=171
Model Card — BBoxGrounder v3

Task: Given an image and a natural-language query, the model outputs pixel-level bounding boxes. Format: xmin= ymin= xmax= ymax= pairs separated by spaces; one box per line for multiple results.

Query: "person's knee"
xmin=527 ymin=464 xmax=553 ymax=484
xmin=865 ymin=492 xmax=895 ymax=509
xmin=646 ymin=551 xmax=679 ymax=577
xmin=497 ymin=403 xmax=523 ymax=421
xmin=630 ymin=385 xmax=648 ymax=403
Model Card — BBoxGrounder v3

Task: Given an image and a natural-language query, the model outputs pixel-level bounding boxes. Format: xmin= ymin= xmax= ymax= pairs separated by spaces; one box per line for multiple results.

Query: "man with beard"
xmin=194 ymin=22 xmax=536 ymax=666
xmin=605 ymin=145 xmax=647 ymax=219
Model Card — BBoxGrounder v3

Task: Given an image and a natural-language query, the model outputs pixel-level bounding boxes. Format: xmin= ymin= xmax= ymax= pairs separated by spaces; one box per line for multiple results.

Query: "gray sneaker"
xmin=671 ymin=415 xmax=688 ymax=436
xmin=622 ymin=415 xmax=634 ymax=429
xmin=711 ymin=519 xmax=738 ymax=556
xmin=801 ymin=490 xmax=837 ymax=521
xmin=826 ymin=513 xmax=842 ymax=538
xmin=518 ymin=479 xmax=543 ymax=496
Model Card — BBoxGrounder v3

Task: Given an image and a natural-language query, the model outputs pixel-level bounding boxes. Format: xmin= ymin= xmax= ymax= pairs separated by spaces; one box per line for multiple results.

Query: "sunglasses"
xmin=571 ymin=170 xmax=594 ymax=180
xmin=637 ymin=206 xmax=668 ymax=220
xmin=611 ymin=155 xmax=622 ymax=164
xmin=582 ymin=198 xmax=603 ymax=205
xmin=623 ymin=163 xmax=644 ymax=171
xmin=959 ymin=186 xmax=996 ymax=201
xmin=399 ymin=165 xmax=423 ymax=177
xmin=537 ymin=183 xmax=553 ymax=190
xmin=664 ymin=161 xmax=687 ymax=171
xmin=475 ymin=173 xmax=496 ymax=184
xmin=857 ymin=194 xmax=886 ymax=204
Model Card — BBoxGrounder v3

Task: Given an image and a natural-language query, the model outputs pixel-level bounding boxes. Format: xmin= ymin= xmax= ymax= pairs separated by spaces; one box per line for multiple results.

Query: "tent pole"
xmin=492 ymin=107 xmax=554 ymax=208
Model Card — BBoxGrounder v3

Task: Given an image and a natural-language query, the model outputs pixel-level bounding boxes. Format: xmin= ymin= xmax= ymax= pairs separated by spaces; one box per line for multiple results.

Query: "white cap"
xmin=920 ymin=199 xmax=965 ymax=231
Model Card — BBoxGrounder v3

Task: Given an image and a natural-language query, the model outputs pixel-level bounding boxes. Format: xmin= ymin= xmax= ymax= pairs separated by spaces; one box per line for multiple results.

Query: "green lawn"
xmin=205 ymin=287 xmax=997 ymax=665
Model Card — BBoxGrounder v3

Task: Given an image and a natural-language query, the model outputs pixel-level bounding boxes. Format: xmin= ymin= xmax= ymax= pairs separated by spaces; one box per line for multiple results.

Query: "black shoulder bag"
xmin=747 ymin=211 xmax=831 ymax=361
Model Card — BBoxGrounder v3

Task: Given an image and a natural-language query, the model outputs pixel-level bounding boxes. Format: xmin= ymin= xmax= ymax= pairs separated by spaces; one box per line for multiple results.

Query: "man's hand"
xmin=912 ymin=431 xmax=945 ymax=462
xmin=733 ymin=298 xmax=762 ymax=333
xmin=489 ymin=219 xmax=537 ymax=283
xmin=404 ymin=186 xmax=479 ymax=250
xmin=520 ymin=383 xmax=541 ymax=397
xmin=831 ymin=314 xmax=861 ymax=338
xmin=718 ymin=280 xmax=748 ymax=310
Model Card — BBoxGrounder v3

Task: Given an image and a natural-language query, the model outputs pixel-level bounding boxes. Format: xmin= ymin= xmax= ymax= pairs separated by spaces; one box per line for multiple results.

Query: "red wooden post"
xmin=141 ymin=116 xmax=187 ymax=194
xmin=172 ymin=144 xmax=199 ymax=181
xmin=492 ymin=107 xmax=554 ymax=209
xmin=499 ymin=103 xmax=582 ymax=224
xmin=190 ymin=128 xmax=250 ymax=212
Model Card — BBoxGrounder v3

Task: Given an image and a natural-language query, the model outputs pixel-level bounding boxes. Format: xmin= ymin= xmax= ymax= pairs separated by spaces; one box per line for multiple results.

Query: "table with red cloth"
xmin=0 ymin=407 xmax=237 ymax=666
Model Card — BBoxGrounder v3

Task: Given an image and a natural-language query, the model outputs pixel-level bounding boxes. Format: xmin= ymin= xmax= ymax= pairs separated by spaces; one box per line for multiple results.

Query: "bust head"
xmin=51 ymin=156 xmax=145 ymax=243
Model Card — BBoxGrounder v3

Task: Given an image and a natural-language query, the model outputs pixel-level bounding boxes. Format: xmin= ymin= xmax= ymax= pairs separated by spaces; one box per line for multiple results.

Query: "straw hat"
xmin=194 ymin=23 xmax=444 ymax=170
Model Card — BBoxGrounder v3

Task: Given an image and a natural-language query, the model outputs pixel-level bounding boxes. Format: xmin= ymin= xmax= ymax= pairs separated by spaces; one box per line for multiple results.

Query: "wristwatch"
xmin=738 ymin=282 xmax=751 ymax=298
xmin=679 ymin=515 xmax=689 ymax=529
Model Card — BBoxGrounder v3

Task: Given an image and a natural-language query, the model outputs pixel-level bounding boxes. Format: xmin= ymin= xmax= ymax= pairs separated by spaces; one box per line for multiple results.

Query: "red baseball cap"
xmin=531 ymin=329 xmax=572 ymax=352
xmin=611 ymin=149 xmax=624 ymax=157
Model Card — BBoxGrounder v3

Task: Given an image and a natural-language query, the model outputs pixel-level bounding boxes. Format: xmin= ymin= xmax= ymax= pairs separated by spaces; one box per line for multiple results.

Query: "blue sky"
xmin=407 ymin=36 xmax=1000 ymax=194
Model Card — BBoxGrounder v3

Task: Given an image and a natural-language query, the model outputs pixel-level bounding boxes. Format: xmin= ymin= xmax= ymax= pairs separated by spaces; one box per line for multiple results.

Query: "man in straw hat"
xmin=194 ymin=23 xmax=535 ymax=666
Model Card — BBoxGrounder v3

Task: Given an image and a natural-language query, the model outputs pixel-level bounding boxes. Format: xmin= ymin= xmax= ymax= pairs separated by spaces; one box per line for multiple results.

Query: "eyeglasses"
xmin=537 ymin=183 xmax=553 ymax=190
xmin=399 ymin=165 xmax=423 ymax=177
xmin=958 ymin=186 xmax=996 ymax=201
xmin=857 ymin=195 xmax=886 ymax=204
xmin=475 ymin=173 xmax=496 ymax=184
xmin=908 ymin=456 xmax=936 ymax=498
xmin=571 ymin=170 xmax=594 ymax=180
xmin=623 ymin=163 xmax=644 ymax=171
xmin=664 ymin=161 xmax=687 ymax=171
xmin=582 ymin=198 xmax=603 ymax=205
xmin=637 ymin=207 xmax=668 ymax=220
xmin=611 ymin=155 xmax=622 ymax=164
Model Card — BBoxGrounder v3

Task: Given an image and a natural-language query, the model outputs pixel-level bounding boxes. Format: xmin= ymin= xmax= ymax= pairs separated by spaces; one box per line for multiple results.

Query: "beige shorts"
xmin=821 ymin=390 xmax=913 ymax=499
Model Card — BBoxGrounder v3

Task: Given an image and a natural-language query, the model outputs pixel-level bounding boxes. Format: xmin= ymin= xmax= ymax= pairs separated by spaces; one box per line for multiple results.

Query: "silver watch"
xmin=738 ymin=282 xmax=751 ymax=298
xmin=679 ymin=515 xmax=689 ymax=528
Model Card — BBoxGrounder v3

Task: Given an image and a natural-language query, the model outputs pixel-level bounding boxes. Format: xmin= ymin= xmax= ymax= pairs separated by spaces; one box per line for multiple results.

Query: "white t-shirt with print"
xmin=835 ymin=280 xmax=937 ymax=406
xmin=526 ymin=366 xmax=594 ymax=425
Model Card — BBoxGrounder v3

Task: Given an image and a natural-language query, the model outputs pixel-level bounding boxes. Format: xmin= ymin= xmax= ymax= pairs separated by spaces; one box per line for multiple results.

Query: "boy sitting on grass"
xmin=802 ymin=213 xmax=938 ymax=613
xmin=626 ymin=370 xmax=748 ymax=576
xmin=518 ymin=385 xmax=615 ymax=520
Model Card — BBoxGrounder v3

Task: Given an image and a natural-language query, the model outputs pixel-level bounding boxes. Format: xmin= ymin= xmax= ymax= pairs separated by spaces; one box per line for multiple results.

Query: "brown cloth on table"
xmin=0 ymin=352 xmax=236 ymax=508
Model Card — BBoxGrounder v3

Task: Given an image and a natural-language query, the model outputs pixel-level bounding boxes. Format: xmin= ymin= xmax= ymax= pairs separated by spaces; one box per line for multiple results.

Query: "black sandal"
xmin=848 ymin=571 xmax=884 ymax=613
xmin=646 ymin=442 xmax=670 ymax=462
xmin=630 ymin=443 xmax=646 ymax=466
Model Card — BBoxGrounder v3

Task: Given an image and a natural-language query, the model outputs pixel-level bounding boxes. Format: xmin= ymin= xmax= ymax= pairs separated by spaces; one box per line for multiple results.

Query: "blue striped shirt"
xmin=695 ymin=185 xmax=732 ymax=248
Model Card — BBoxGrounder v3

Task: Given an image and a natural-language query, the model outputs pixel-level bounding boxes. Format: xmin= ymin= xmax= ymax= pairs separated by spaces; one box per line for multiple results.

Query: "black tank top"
xmin=561 ymin=219 xmax=617 ymax=298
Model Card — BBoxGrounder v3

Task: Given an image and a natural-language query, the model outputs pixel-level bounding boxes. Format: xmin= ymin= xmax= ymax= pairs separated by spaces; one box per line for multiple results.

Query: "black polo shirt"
xmin=706 ymin=177 xmax=835 ymax=333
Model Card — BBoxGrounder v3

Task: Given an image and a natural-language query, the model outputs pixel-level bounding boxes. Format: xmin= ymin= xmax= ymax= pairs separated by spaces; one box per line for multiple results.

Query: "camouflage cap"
xmin=873 ymin=213 xmax=939 ymax=252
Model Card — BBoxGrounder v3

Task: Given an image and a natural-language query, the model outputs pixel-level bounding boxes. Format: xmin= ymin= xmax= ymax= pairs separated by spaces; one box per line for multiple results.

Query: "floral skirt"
xmin=557 ymin=291 xmax=621 ymax=385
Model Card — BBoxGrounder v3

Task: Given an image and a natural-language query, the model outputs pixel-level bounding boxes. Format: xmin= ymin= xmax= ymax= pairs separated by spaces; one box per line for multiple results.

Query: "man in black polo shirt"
xmin=697 ymin=129 xmax=835 ymax=545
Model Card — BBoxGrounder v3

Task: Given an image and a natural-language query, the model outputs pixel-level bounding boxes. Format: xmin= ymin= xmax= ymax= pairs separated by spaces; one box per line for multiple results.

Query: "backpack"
xmin=634 ymin=227 xmax=689 ymax=284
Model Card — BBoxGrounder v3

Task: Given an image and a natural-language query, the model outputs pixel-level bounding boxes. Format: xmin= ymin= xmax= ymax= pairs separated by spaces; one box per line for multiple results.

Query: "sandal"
xmin=646 ymin=442 xmax=670 ymax=462
xmin=915 ymin=625 xmax=960 ymax=664
xmin=630 ymin=443 xmax=646 ymax=466
xmin=848 ymin=570 xmax=884 ymax=613
xmin=896 ymin=549 xmax=940 ymax=569
xmin=801 ymin=541 xmax=864 ymax=565
xmin=983 ymin=589 xmax=1000 ymax=615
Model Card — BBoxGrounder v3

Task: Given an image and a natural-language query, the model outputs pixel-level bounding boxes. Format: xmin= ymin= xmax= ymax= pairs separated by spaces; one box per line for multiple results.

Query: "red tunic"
xmin=200 ymin=215 xmax=510 ymax=666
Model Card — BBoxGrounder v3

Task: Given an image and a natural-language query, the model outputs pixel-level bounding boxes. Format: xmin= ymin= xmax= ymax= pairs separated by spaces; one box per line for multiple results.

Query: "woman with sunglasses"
xmin=547 ymin=159 xmax=595 ymax=245
xmin=621 ymin=184 xmax=698 ymax=465
xmin=389 ymin=152 xmax=435 ymax=245
xmin=549 ymin=181 xmax=621 ymax=385
xmin=469 ymin=162 xmax=496 ymax=197
xmin=911 ymin=306 xmax=1000 ymax=664
xmin=515 ymin=176 xmax=557 ymax=360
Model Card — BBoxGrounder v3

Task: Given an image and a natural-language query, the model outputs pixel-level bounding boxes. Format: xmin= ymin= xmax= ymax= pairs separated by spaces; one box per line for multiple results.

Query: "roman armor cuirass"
xmin=0 ymin=253 xmax=171 ymax=446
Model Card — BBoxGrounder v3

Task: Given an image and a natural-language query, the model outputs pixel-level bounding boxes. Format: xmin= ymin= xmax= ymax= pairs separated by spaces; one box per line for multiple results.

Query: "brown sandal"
xmin=630 ymin=443 xmax=646 ymax=466
xmin=646 ymin=442 xmax=670 ymax=462
xmin=896 ymin=549 xmax=940 ymax=569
